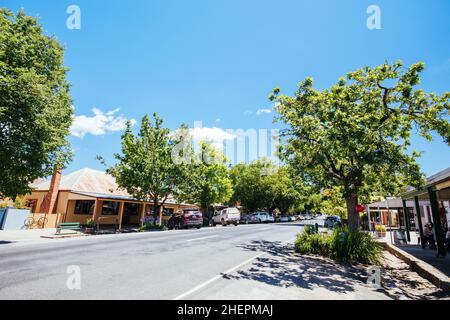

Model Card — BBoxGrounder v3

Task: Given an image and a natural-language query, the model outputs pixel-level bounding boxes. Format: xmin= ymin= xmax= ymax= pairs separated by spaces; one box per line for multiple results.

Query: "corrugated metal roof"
xmin=32 ymin=168 xmax=129 ymax=196
xmin=32 ymin=168 xmax=187 ymax=204
xmin=70 ymin=191 xmax=181 ymax=204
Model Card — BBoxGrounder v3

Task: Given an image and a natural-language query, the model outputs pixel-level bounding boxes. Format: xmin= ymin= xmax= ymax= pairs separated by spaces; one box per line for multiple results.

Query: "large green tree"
xmin=0 ymin=9 xmax=73 ymax=199
xmin=230 ymin=159 xmax=301 ymax=214
xmin=101 ymin=113 xmax=186 ymax=223
xmin=271 ymin=61 xmax=449 ymax=231
xmin=177 ymin=139 xmax=233 ymax=219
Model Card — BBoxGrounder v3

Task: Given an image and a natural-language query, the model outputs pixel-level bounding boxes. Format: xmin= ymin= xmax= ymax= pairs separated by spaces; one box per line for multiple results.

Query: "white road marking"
xmin=186 ymin=235 xmax=218 ymax=242
xmin=173 ymin=240 xmax=291 ymax=300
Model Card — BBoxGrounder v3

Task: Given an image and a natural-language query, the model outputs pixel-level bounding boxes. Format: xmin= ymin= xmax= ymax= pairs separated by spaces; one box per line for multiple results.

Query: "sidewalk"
xmin=380 ymin=231 xmax=450 ymax=278
xmin=0 ymin=228 xmax=86 ymax=245
xmin=185 ymin=240 xmax=447 ymax=300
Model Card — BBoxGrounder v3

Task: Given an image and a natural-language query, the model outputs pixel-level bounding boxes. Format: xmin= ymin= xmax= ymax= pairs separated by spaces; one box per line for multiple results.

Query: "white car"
xmin=252 ymin=212 xmax=274 ymax=223
xmin=212 ymin=207 xmax=241 ymax=226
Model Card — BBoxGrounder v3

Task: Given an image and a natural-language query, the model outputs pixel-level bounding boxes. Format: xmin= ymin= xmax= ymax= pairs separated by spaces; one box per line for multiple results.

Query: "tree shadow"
xmin=229 ymin=240 xmax=373 ymax=294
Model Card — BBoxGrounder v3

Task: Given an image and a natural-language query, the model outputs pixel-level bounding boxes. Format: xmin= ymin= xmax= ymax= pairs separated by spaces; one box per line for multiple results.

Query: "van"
xmin=212 ymin=207 xmax=241 ymax=226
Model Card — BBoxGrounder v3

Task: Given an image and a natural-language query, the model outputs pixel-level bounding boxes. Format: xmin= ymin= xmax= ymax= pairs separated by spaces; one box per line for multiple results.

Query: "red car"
xmin=168 ymin=209 xmax=203 ymax=230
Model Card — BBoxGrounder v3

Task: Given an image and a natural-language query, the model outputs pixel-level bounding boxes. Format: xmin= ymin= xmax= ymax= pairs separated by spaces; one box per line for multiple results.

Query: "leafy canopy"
xmin=0 ymin=9 xmax=73 ymax=199
xmin=271 ymin=61 xmax=449 ymax=229
xmin=177 ymin=138 xmax=233 ymax=215
xmin=101 ymin=113 xmax=187 ymax=215
xmin=230 ymin=159 xmax=301 ymax=214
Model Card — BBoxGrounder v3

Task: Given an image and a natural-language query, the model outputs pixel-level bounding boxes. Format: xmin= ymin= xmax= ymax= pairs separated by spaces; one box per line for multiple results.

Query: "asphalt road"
xmin=0 ymin=222 xmax=305 ymax=299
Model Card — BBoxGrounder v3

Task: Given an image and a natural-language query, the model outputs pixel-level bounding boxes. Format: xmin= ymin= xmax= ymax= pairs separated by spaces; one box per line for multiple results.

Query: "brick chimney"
xmin=39 ymin=167 xmax=62 ymax=215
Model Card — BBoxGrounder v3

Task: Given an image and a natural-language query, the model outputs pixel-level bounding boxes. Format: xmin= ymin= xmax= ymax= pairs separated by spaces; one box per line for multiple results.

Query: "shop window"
xmin=102 ymin=201 xmax=119 ymax=215
xmin=163 ymin=207 xmax=174 ymax=216
xmin=74 ymin=200 xmax=95 ymax=215
xmin=124 ymin=202 xmax=140 ymax=216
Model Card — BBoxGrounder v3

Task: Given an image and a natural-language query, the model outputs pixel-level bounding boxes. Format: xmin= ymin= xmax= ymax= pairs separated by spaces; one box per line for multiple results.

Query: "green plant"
xmin=330 ymin=227 xmax=383 ymax=265
xmin=375 ymin=224 xmax=387 ymax=233
xmin=295 ymin=226 xmax=383 ymax=265
xmin=139 ymin=222 xmax=167 ymax=232
xmin=86 ymin=218 xmax=96 ymax=228
xmin=294 ymin=232 xmax=331 ymax=256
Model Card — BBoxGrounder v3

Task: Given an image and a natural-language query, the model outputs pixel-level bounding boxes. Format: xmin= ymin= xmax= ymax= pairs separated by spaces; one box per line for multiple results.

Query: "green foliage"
xmin=139 ymin=222 xmax=167 ymax=232
xmin=86 ymin=218 xmax=96 ymax=228
xmin=295 ymin=227 xmax=383 ymax=265
xmin=295 ymin=232 xmax=331 ymax=256
xmin=176 ymin=137 xmax=233 ymax=216
xmin=330 ymin=227 xmax=383 ymax=265
xmin=0 ymin=9 xmax=73 ymax=199
xmin=229 ymin=159 xmax=301 ymax=213
xmin=272 ymin=61 xmax=449 ymax=230
xmin=100 ymin=113 xmax=187 ymax=218
xmin=320 ymin=187 xmax=347 ymax=219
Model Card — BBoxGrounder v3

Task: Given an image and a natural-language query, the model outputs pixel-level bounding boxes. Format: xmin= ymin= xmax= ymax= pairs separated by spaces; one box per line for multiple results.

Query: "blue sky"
xmin=4 ymin=0 xmax=450 ymax=176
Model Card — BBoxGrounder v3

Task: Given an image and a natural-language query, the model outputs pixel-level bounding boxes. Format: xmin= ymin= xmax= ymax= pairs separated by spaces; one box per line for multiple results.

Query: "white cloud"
xmin=191 ymin=126 xmax=236 ymax=149
xmin=70 ymin=108 xmax=136 ymax=138
xmin=256 ymin=108 xmax=272 ymax=116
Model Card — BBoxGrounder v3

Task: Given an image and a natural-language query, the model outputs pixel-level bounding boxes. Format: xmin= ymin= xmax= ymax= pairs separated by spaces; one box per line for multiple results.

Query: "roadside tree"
xmin=0 ymin=9 xmax=73 ymax=199
xmin=272 ymin=61 xmax=449 ymax=230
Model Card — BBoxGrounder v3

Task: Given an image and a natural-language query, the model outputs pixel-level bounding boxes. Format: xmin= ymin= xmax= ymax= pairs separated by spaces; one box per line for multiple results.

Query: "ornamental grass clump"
xmin=295 ymin=226 xmax=383 ymax=265
xmin=330 ymin=226 xmax=383 ymax=264
xmin=294 ymin=232 xmax=331 ymax=256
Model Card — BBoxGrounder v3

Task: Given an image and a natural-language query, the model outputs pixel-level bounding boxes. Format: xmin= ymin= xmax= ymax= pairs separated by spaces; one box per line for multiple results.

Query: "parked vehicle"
xmin=212 ymin=207 xmax=241 ymax=226
xmin=288 ymin=215 xmax=296 ymax=222
xmin=240 ymin=214 xmax=255 ymax=224
xmin=324 ymin=215 xmax=341 ymax=229
xmin=252 ymin=212 xmax=274 ymax=223
xmin=278 ymin=214 xmax=290 ymax=222
xmin=168 ymin=209 xmax=203 ymax=230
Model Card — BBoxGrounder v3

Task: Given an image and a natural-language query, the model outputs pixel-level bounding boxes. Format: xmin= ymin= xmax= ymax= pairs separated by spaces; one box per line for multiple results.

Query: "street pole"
xmin=386 ymin=198 xmax=393 ymax=244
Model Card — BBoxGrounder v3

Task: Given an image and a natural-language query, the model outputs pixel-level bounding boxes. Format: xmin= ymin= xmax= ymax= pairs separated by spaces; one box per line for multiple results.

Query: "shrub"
xmin=86 ymin=218 xmax=96 ymax=228
xmin=295 ymin=232 xmax=331 ymax=256
xmin=330 ymin=226 xmax=383 ymax=265
xmin=295 ymin=226 xmax=383 ymax=265
xmin=139 ymin=222 xmax=167 ymax=232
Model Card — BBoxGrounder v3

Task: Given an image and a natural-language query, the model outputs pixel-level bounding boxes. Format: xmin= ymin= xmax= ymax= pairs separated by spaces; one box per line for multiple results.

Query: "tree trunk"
xmin=345 ymin=192 xmax=360 ymax=231
xmin=153 ymin=200 xmax=159 ymax=224
xmin=158 ymin=205 xmax=163 ymax=226
xmin=201 ymin=204 xmax=208 ymax=219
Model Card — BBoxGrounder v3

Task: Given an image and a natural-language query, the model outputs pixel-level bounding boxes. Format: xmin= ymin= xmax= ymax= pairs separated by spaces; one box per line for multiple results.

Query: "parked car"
xmin=240 ymin=214 xmax=255 ymax=224
xmin=288 ymin=215 xmax=296 ymax=222
xmin=278 ymin=214 xmax=290 ymax=222
xmin=212 ymin=207 xmax=241 ymax=226
xmin=252 ymin=212 xmax=274 ymax=223
xmin=324 ymin=215 xmax=341 ymax=229
xmin=168 ymin=209 xmax=203 ymax=230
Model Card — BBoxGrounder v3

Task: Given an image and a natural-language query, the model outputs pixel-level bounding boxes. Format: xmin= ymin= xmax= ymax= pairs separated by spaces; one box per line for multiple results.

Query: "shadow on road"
xmin=230 ymin=240 xmax=372 ymax=294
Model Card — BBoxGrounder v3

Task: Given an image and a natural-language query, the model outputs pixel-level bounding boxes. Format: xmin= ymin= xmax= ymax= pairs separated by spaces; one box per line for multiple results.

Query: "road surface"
xmin=0 ymin=220 xmax=388 ymax=300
